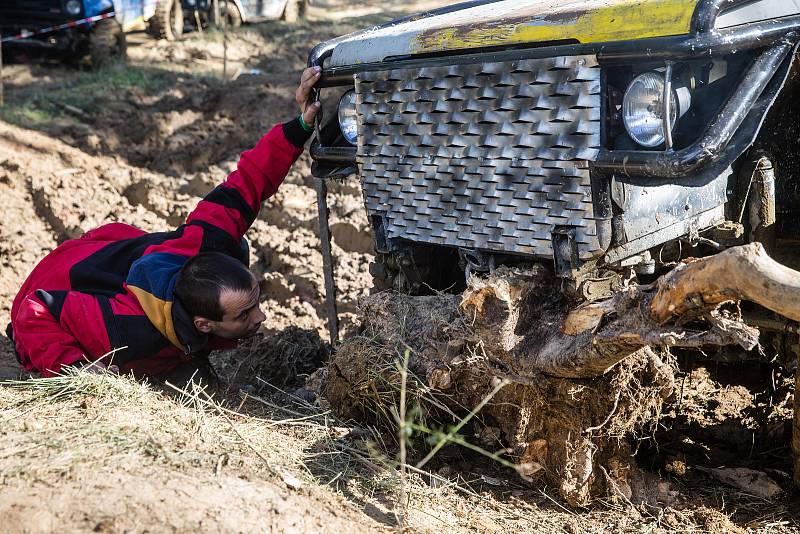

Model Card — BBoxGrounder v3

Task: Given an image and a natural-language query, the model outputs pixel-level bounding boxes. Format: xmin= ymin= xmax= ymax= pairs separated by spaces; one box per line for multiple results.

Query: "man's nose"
xmin=255 ymin=307 xmax=266 ymax=324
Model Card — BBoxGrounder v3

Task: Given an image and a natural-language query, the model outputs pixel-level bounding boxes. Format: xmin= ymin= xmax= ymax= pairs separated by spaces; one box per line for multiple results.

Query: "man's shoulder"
xmin=79 ymin=222 xmax=149 ymax=242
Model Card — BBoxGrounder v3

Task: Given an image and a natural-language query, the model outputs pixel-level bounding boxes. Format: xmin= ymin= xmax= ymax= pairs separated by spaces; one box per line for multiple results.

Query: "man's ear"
xmin=193 ymin=317 xmax=214 ymax=333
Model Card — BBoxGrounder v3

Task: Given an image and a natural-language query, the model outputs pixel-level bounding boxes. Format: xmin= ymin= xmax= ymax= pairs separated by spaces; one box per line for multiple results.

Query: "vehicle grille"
xmin=356 ymin=55 xmax=603 ymax=260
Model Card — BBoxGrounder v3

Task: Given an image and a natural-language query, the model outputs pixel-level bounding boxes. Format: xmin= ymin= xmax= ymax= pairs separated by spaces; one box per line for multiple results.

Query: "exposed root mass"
xmin=326 ymin=283 xmax=677 ymax=505
xmin=325 ymin=247 xmax=800 ymax=505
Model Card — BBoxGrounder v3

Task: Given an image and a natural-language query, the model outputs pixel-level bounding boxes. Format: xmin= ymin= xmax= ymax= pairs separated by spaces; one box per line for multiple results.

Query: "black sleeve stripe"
xmin=97 ymin=296 xmax=127 ymax=364
xmin=69 ymin=228 xmax=185 ymax=297
xmin=34 ymin=290 xmax=69 ymax=322
xmin=283 ymin=117 xmax=313 ymax=148
xmin=203 ymin=186 xmax=256 ymax=226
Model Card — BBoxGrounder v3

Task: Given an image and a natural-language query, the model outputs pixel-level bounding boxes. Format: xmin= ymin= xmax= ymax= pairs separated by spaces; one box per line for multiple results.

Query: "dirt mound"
xmin=63 ymin=76 xmax=299 ymax=177
xmin=224 ymin=327 xmax=331 ymax=389
xmin=325 ymin=274 xmax=677 ymax=506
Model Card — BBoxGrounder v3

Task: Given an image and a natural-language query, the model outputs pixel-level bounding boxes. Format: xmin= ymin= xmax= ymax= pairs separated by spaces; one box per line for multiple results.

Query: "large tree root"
xmin=324 ymin=244 xmax=800 ymax=505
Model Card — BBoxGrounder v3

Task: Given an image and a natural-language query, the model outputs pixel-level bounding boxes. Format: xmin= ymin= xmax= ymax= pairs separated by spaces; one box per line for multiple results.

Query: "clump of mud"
xmin=325 ymin=270 xmax=678 ymax=507
xmin=228 ymin=327 xmax=330 ymax=389
xmin=325 ymin=292 xmax=468 ymax=430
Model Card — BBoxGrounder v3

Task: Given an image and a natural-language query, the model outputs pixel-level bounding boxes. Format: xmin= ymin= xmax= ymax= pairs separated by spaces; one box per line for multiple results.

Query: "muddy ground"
xmin=1 ymin=4 xmax=800 ymax=532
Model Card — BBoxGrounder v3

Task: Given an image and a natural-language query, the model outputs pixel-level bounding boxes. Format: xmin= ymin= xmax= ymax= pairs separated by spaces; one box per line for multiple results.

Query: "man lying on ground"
xmin=6 ymin=67 xmax=323 ymax=387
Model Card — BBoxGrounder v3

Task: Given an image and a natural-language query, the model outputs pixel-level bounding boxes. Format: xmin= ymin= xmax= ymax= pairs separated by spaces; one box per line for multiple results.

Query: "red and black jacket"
xmin=9 ymin=119 xmax=311 ymax=377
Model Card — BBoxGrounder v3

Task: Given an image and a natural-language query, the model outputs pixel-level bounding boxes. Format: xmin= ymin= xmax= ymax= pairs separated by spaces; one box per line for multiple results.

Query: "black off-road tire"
xmin=281 ymin=0 xmax=306 ymax=23
xmin=88 ymin=19 xmax=127 ymax=68
xmin=147 ymin=0 xmax=185 ymax=41
xmin=212 ymin=0 xmax=243 ymax=28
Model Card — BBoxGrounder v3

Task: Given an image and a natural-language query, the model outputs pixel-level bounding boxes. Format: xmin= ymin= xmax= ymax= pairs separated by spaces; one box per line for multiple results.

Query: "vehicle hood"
xmin=329 ymin=0 xmax=699 ymax=67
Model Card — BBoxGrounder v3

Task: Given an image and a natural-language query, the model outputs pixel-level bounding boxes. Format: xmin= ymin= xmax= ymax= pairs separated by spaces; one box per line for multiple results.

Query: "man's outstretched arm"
xmin=185 ymin=67 xmax=322 ymax=244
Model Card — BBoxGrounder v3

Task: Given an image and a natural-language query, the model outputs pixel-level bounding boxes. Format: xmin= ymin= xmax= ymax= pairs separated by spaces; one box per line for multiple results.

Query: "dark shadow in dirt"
xmin=666 ymin=358 xmax=792 ymax=466
xmin=0 ymin=334 xmax=25 ymax=381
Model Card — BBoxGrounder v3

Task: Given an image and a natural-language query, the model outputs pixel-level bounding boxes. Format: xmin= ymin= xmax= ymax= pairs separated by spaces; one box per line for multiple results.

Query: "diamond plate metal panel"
xmin=356 ymin=55 xmax=603 ymax=259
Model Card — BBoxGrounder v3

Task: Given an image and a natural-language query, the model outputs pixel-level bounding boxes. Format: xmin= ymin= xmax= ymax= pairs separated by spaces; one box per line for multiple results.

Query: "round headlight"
xmin=338 ymin=90 xmax=358 ymax=145
xmin=622 ymin=72 xmax=677 ymax=148
xmin=65 ymin=0 xmax=81 ymax=15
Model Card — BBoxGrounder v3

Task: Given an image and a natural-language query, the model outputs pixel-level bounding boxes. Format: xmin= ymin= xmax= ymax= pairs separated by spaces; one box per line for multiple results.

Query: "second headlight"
xmin=623 ymin=72 xmax=678 ymax=148
xmin=338 ymin=90 xmax=358 ymax=145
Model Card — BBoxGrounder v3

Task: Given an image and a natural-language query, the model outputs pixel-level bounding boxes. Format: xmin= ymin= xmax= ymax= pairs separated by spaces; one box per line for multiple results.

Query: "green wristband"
xmin=299 ymin=114 xmax=314 ymax=133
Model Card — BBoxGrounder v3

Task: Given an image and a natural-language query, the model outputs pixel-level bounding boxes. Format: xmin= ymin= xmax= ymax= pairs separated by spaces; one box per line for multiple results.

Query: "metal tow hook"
xmin=314 ymin=177 xmax=339 ymax=345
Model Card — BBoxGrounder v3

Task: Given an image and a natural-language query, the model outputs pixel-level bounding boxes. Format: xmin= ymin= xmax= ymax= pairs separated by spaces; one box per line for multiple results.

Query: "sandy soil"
xmin=1 ymin=4 xmax=800 ymax=533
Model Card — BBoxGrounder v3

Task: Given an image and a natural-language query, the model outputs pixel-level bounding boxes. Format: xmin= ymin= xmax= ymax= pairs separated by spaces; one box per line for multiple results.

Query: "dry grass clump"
xmin=0 ymin=367 xmax=398 ymax=532
xmin=355 ymin=290 xmax=468 ymax=352
xmin=324 ymin=335 xmax=466 ymax=446
xmin=0 ymin=367 xmax=299 ymax=481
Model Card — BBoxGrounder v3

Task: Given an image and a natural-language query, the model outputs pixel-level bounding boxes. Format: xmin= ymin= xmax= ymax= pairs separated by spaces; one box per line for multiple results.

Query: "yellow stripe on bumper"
xmin=413 ymin=0 xmax=698 ymax=53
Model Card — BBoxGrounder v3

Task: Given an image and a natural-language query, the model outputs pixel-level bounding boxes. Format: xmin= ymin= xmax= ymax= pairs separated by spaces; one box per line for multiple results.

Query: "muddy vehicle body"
xmin=0 ymin=0 xmax=135 ymax=65
xmin=309 ymin=0 xmax=800 ymax=311
xmin=224 ymin=0 xmax=308 ymax=24
xmin=146 ymin=0 xmax=215 ymax=41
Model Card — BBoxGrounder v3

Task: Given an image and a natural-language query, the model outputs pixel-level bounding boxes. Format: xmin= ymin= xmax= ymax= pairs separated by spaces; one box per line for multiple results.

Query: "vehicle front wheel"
xmin=211 ymin=1 xmax=242 ymax=28
xmin=89 ymin=19 xmax=127 ymax=68
xmin=147 ymin=0 xmax=184 ymax=41
xmin=281 ymin=0 xmax=306 ymax=23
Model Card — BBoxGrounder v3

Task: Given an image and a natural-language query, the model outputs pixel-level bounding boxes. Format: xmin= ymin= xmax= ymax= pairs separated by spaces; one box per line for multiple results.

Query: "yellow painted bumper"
xmin=412 ymin=0 xmax=699 ymax=54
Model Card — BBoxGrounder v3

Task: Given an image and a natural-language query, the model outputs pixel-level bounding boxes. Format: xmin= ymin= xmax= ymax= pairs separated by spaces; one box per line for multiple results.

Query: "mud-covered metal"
xmin=329 ymin=0 xmax=700 ymax=67
xmin=307 ymin=0 xmax=800 ymax=295
xmin=356 ymin=55 xmax=603 ymax=260
xmin=314 ymin=177 xmax=339 ymax=344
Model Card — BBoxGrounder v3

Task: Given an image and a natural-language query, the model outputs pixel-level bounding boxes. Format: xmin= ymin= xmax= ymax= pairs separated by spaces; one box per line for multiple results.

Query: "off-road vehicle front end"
xmin=309 ymin=0 xmax=800 ymax=309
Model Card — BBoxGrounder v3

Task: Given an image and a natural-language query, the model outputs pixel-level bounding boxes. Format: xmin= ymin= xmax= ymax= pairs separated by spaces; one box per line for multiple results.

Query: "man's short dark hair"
xmin=174 ymin=252 xmax=255 ymax=321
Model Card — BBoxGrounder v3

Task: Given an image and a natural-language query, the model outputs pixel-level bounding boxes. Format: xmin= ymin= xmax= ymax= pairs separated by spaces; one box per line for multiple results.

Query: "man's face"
xmin=205 ymin=281 xmax=266 ymax=339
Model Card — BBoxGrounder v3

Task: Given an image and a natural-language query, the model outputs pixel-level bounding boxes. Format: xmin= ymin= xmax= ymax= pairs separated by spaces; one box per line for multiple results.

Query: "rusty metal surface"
xmin=328 ymin=0 xmax=699 ymax=67
xmin=356 ymin=55 xmax=603 ymax=260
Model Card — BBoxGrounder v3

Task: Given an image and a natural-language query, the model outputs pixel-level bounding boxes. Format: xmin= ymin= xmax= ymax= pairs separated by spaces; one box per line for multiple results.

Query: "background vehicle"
xmin=146 ymin=0 xmax=212 ymax=41
xmin=0 ymin=0 xmax=136 ymax=66
xmin=0 ymin=0 xmax=219 ymax=66
xmin=215 ymin=0 xmax=309 ymax=26
xmin=309 ymin=0 xmax=800 ymax=302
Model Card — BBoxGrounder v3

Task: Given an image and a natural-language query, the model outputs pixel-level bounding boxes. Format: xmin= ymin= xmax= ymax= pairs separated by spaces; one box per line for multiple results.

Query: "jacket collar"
xmin=126 ymin=252 xmax=208 ymax=353
xmin=171 ymin=297 xmax=210 ymax=354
